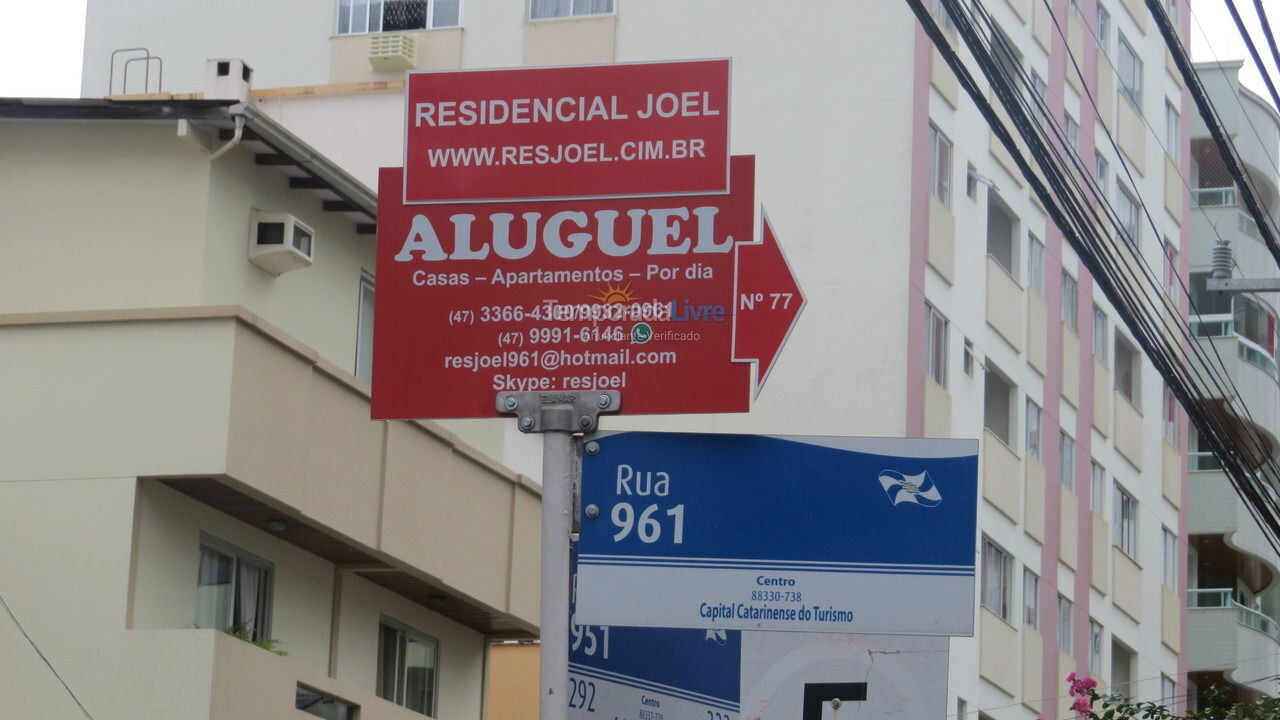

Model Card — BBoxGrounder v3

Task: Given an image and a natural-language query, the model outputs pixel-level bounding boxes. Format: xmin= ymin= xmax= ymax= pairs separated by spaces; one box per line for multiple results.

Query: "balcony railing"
xmin=1189 ymin=451 xmax=1222 ymax=471
xmin=1193 ymin=187 xmax=1237 ymax=207
xmin=1188 ymin=588 xmax=1280 ymax=643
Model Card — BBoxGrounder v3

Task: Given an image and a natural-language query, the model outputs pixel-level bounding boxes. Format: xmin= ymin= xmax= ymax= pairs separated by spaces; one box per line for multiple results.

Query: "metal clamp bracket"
xmin=495 ymin=390 xmax=621 ymax=433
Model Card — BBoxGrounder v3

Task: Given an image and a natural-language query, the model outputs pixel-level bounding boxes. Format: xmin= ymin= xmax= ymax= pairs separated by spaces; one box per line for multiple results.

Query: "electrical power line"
xmin=0 ymin=590 xmax=94 ymax=720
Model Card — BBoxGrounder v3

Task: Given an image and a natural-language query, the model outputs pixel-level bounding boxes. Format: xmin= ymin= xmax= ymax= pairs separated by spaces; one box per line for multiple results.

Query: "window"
xmin=1162 ymin=674 xmax=1177 ymax=708
xmin=1062 ymin=271 xmax=1079 ymax=331
xmin=1163 ymin=237 xmax=1179 ymax=297
xmin=930 ymin=124 xmax=954 ymax=207
xmin=1093 ymin=305 xmax=1109 ymax=364
xmin=1112 ymin=639 xmax=1135 ymax=698
xmin=964 ymin=338 xmax=975 ymax=377
xmin=1057 ymin=595 xmax=1073 ymax=652
xmin=966 ymin=162 xmax=979 ymax=200
xmin=1031 ymin=70 xmax=1049 ymax=117
xmin=530 ymin=0 xmax=613 ymax=19
xmin=931 ymin=0 xmax=958 ymax=33
xmin=1026 ymin=399 xmax=1043 ymax=460
xmin=1165 ymin=101 xmax=1180 ymax=162
xmin=991 ymin=22 xmax=1023 ymax=90
xmin=957 ymin=697 xmax=968 ymax=720
xmin=926 ymin=303 xmax=949 ymax=388
xmin=1096 ymin=4 xmax=1112 ymax=53
xmin=1023 ymin=568 xmax=1040 ymax=628
xmin=1163 ymin=0 xmax=1179 ymax=28
xmin=337 ymin=0 xmax=462 ymax=34
xmin=1163 ymin=385 xmax=1179 ymax=445
xmin=1114 ymin=484 xmax=1138 ymax=557
xmin=356 ymin=272 xmax=375 ymax=383
xmin=982 ymin=537 xmax=1014 ymax=621
xmin=297 ymin=685 xmax=358 ymax=720
xmin=1117 ymin=183 xmax=1140 ymax=247
xmin=378 ymin=619 xmax=439 ymax=716
xmin=1115 ymin=333 xmax=1141 ymax=405
xmin=1091 ymin=461 xmax=1106 ymax=513
xmin=195 ymin=537 xmax=273 ymax=642
xmin=1064 ymin=113 xmax=1081 ymax=157
xmin=1028 ymin=233 xmax=1046 ymax=294
xmin=984 ymin=365 xmax=1016 ymax=446
xmin=1118 ymin=34 xmax=1143 ymax=108
xmin=1163 ymin=526 xmax=1178 ymax=588
xmin=1089 ymin=620 xmax=1104 ymax=674
xmin=987 ymin=194 xmax=1020 ymax=277
xmin=1060 ymin=431 xmax=1076 ymax=490
xmin=1095 ymin=151 xmax=1109 ymax=187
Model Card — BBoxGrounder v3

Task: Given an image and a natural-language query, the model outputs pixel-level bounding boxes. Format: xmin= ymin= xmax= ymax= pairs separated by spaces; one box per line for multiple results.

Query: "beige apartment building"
xmin=0 ymin=96 xmax=540 ymax=719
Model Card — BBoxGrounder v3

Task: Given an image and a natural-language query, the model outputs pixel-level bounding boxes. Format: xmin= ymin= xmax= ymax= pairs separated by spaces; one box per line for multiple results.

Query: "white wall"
xmin=82 ymin=0 xmax=334 ymax=96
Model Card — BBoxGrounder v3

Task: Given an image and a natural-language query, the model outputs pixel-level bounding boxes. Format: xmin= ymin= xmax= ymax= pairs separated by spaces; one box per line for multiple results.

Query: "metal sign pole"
xmin=497 ymin=390 xmax=619 ymax=720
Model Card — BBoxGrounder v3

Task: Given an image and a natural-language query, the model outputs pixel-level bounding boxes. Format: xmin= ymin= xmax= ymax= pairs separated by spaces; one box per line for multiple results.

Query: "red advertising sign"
xmin=371 ymin=156 xmax=803 ymax=420
xmin=403 ymin=59 xmax=730 ymax=204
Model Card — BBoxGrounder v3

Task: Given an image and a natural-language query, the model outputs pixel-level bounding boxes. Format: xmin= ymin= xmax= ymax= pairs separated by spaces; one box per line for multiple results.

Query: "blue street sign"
xmin=576 ymin=432 xmax=979 ymax=635
xmin=569 ymin=545 xmax=742 ymax=720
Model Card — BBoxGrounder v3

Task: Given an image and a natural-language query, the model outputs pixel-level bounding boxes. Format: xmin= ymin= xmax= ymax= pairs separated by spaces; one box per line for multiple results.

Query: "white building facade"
xmin=69 ymin=0 xmax=1193 ymax=717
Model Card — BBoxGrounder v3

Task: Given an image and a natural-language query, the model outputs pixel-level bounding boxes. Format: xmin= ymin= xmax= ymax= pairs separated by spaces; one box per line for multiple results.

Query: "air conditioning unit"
xmin=369 ymin=34 xmax=418 ymax=72
xmin=249 ymin=211 xmax=314 ymax=276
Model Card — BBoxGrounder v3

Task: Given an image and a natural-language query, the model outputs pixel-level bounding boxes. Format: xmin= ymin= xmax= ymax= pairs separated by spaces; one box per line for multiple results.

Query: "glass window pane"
xmin=403 ymin=634 xmax=437 ymax=713
xmin=377 ymin=624 xmax=400 ymax=702
xmin=195 ymin=546 xmax=234 ymax=631
xmin=233 ymin=559 xmax=270 ymax=640
xmin=338 ymin=0 xmax=353 ymax=34
xmin=352 ymin=0 xmax=370 ymax=32
xmin=384 ymin=0 xmax=428 ymax=30
xmin=531 ymin=0 xmax=571 ymax=18
xmin=356 ymin=276 xmax=375 ymax=383
xmin=432 ymin=0 xmax=461 ymax=27
xmin=575 ymin=0 xmax=613 ymax=13
xmin=370 ymin=0 xmax=383 ymax=31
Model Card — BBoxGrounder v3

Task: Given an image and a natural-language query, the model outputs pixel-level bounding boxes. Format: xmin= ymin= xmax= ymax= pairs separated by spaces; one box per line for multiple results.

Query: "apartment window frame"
xmin=1163 ymin=237 xmax=1179 ymax=297
xmin=1093 ymin=304 xmax=1109 ymax=364
xmin=963 ymin=338 xmax=975 ymax=377
xmin=1060 ymin=430 xmax=1076 ymax=490
xmin=377 ymin=617 xmax=441 ymax=716
xmin=297 ymin=685 xmax=358 ymax=720
xmin=1162 ymin=526 xmax=1178 ymax=589
xmin=1117 ymin=34 xmax=1143 ymax=109
xmin=1114 ymin=484 xmax=1139 ymax=558
xmin=1023 ymin=568 xmax=1040 ymax=629
xmin=355 ymin=271 xmax=375 ymax=383
xmin=1163 ymin=385 xmax=1179 ymax=446
xmin=1089 ymin=619 xmax=1104 ymax=674
xmin=1064 ymin=112 xmax=1081 ymax=158
xmin=1165 ymin=100 xmax=1180 ymax=162
xmin=1028 ymin=233 xmax=1046 ymax=294
xmin=1094 ymin=150 xmax=1109 ymax=187
xmin=1026 ymin=398 xmax=1043 ymax=460
xmin=529 ymin=0 xmax=615 ymax=20
xmin=1096 ymin=4 xmax=1111 ymax=54
xmin=981 ymin=537 xmax=1015 ymax=622
xmin=1062 ymin=271 xmax=1079 ymax=332
xmin=929 ymin=123 xmax=954 ymax=207
xmin=1115 ymin=332 xmax=1141 ymax=406
xmin=1117 ymin=182 xmax=1141 ymax=247
xmin=194 ymin=535 xmax=274 ymax=642
xmin=925 ymin=302 xmax=950 ymax=389
xmin=336 ymin=0 xmax=463 ymax=35
xmin=1057 ymin=594 xmax=1073 ymax=653
xmin=1091 ymin=461 xmax=1106 ymax=514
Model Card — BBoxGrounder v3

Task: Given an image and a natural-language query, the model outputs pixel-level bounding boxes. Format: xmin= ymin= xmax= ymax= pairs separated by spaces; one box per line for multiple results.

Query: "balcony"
xmin=1189 ymin=333 xmax=1280 ymax=467
xmin=1188 ymin=589 xmax=1280 ymax=696
xmin=0 ymin=308 xmax=540 ymax=636
xmin=1189 ymin=470 xmax=1280 ymax=588
xmin=117 ymin=629 xmax=433 ymax=719
xmin=986 ymin=256 xmax=1025 ymax=351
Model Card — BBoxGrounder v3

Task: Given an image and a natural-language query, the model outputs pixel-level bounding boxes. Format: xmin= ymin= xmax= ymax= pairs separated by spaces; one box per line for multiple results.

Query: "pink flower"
xmin=1071 ymin=696 xmax=1093 ymax=715
xmin=1067 ymin=671 xmax=1077 ymax=684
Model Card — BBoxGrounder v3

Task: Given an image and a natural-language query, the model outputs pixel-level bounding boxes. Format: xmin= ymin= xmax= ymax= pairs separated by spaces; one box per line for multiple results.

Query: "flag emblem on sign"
xmin=877 ymin=470 xmax=943 ymax=507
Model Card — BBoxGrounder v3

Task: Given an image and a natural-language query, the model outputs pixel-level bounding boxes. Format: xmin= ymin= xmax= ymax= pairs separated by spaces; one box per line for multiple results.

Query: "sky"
xmin=0 ymin=1 xmax=1277 ymax=98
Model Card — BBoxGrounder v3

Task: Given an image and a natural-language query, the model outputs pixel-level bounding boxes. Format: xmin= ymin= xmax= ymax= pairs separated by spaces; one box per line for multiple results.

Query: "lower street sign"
xmin=576 ymin=432 xmax=979 ymax=635
xmin=569 ymin=545 xmax=742 ymax=720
